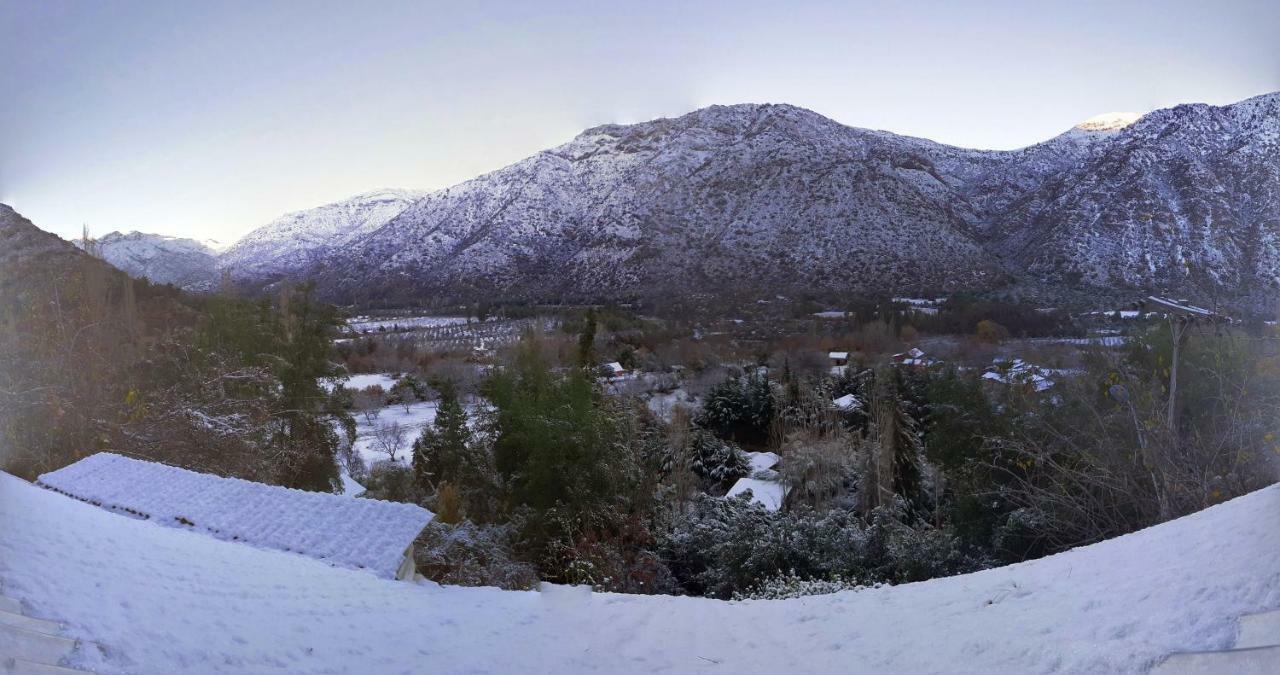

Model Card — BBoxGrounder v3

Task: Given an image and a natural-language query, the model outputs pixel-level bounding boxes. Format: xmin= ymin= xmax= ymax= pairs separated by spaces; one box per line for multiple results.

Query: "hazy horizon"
xmin=3 ymin=0 xmax=1277 ymax=244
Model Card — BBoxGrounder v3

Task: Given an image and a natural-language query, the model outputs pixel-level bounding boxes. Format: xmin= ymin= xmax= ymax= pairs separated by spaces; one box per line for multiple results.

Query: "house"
xmin=601 ymin=361 xmax=627 ymax=379
xmin=38 ymin=453 xmax=434 ymax=581
xmin=892 ymin=347 xmax=932 ymax=368
xmin=745 ymin=451 xmax=781 ymax=479
xmin=827 ymin=351 xmax=849 ymax=367
xmin=831 ymin=393 xmax=862 ymax=411
xmin=725 ymin=477 xmax=786 ymax=511
xmin=982 ymin=358 xmax=1056 ymax=393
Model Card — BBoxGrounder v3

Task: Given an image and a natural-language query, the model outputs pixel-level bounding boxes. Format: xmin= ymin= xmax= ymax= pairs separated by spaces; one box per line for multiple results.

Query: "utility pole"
xmin=1134 ymin=296 xmax=1229 ymax=520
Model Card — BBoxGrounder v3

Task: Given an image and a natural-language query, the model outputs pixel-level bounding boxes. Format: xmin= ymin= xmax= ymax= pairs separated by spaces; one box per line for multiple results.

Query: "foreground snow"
xmin=1 ymin=473 xmax=1278 ymax=673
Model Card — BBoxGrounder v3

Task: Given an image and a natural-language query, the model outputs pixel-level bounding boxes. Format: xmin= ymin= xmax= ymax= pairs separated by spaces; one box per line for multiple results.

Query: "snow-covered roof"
xmin=828 ymin=351 xmax=849 ymax=360
xmin=832 ymin=393 xmax=861 ymax=411
xmin=38 ymin=453 xmax=433 ymax=578
xmin=726 ymin=477 xmax=786 ymax=511
xmin=745 ymin=451 xmax=781 ymax=473
xmin=603 ymin=361 xmax=626 ymax=374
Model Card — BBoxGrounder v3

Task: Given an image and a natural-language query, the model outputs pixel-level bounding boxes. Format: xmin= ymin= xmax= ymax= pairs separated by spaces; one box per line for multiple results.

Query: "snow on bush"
xmin=732 ymin=569 xmax=873 ymax=601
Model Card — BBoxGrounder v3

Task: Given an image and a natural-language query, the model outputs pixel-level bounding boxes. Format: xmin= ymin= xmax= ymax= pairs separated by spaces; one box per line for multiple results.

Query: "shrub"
xmin=732 ymin=569 xmax=870 ymax=600
xmin=415 ymin=521 xmax=539 ymax=590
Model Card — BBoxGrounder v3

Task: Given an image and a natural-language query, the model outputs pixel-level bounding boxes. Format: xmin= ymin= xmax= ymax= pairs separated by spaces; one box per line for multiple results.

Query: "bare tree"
xmin=372 ymin=420 xmax=407 ymax=463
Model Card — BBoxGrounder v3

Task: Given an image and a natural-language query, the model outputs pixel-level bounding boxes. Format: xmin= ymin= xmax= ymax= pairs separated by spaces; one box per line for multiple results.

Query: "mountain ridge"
xmin=17 ymin=92 xmax=1280 ymax=308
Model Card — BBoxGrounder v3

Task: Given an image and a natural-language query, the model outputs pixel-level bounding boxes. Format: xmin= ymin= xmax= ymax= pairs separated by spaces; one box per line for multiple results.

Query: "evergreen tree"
xmin=866 ymin=367 xmax=925 ymax=516
xmin=412 ymin=379 xmax=472 ymax=498
xmin=576 ymin=309 xmax=598 ymax=368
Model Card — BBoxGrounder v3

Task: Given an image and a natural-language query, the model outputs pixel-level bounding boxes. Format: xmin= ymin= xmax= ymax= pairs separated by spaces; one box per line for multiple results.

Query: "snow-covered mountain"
xmin=986 ymin=94 xmax=1280 ymax=304
xmin=75 ymin=231 xmax=221 ymax=291
xmin=220 ymin=93 xmax=1280 ymax=307
xmin=218 ymin=189 xmax=425 ymax=283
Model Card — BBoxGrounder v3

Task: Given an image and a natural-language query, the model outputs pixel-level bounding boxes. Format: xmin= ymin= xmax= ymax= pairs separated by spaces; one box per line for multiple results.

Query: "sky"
xmin=2 ymin=0 xmax=1277 ymax=244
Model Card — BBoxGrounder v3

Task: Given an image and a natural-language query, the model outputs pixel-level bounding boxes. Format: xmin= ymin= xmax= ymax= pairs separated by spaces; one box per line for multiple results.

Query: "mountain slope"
xmin=218 ymin=189 xmax=425 ymax=283
xmin=217 ymin=93 xmax=1280 ymax=307
xmin=987 ymin=93 xmax=1280 ymax=303
xmin=3 ymin=469 xmax=1278 ymax=673
xmin=75 ymin=231 xmax=221 ymax=291
xmin=0 ymin=205 xmax=123 ymax=300
xmin=312 ymin=104 xmax=1014 ymax=304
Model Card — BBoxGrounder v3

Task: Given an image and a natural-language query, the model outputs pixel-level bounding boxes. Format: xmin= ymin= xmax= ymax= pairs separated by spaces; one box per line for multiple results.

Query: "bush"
xmin=688 ymin=430 xmax=751 ymax=486
xmin=363 ymin=461 xmax=415 ymax=503
xmin=415 ymin=521 xmax=539 ymax=590
xmin=658 ymin=494 xmax=978 ymax=598
xmin=732 ymin=569 xmax=871 ymax=600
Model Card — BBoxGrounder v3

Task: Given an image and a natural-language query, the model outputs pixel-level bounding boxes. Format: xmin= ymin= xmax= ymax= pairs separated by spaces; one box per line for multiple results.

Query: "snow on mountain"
xmin=206 ymin=93 xmax=1273 ymax=307
xmin=218 ymin=189 xmax=425 ymax=282
xmin=987 ymin=91 xmax=1280 ymax=303
xmin=304 ymin=103 xmax=1013 ymax=304
xmin=3 ymin=470 xmax=1278 ymax=673
xmin=74 ymin=230 xmax=220 ymax=291
xmin=1073 ymin=111 xmax=1143 ymax=133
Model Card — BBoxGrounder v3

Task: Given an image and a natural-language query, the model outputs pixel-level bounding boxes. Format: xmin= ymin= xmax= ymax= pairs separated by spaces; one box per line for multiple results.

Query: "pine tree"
xmin=576 ymin=309 xmax=597 ymax=368
xmin=866 ymin=367 xmax=925 ymax=515
xmin=412 ymin=378 xmax=472 ymax=498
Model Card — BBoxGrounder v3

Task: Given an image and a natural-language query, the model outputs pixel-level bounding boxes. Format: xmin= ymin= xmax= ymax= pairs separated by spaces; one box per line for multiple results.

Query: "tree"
xmin=576 ymin=309 xmax=598 ymax=368
xmin=373 ymin=420 xmax=406 ymax=463
xmin=265 ymin=284 xmax=350 ymax=492
xmin=695 ymin=371 xmax=774 ymax=446
xmin=687 ymin=430 xmax=750 ymax=486
xmin=864 ymin=368 xmax=926 ymax=517
xmin=486 ymin=332 xmax=628 ymax=513
xmin=975 ymin=319 xmax=1009 ymax=344
xmin=411 ymin=379 xmax=475 ymax=499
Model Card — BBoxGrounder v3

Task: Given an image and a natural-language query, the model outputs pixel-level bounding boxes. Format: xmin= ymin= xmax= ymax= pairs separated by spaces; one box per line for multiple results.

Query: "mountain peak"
xmin=1073 ymin=111 xmax=1143 ymax=133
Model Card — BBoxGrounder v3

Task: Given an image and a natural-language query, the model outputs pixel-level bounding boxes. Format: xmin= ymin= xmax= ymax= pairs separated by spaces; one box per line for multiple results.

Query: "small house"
xmin=38 ymin=453 xmax=434 ymax=581
xmin=831 ymin=393 xmax=862 ymax=411
xmin=828 ymin=351 xmax=849 ymax=367
xmin=892 ymin=347 xmax=931 ymax=369
xmin=726 ymin=477 xmax=786 ymax=512
xmin=601 ymin=361 xmax=627 ymax=379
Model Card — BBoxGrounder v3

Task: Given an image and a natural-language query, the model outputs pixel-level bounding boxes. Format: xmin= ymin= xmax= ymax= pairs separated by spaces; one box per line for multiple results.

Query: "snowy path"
xmin=1 ymin=472 xmax=1278 ymax=673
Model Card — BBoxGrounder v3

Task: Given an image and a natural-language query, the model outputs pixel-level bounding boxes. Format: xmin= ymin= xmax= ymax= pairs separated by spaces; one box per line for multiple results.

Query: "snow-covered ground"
xmin=347 ymin=315 xmax=471 ymax=333
xmin=348 ymin=397 xmax=488 ymax=468
xmin=3 ymin=471 xmax=1278 ymax=673
xmin=323 ymin=372 xmax=401 ymax=393
xmin=350 ymin=400 xmax=441 ymax=466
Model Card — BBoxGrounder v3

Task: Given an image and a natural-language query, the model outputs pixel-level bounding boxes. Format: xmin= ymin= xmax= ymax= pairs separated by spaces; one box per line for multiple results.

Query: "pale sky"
xmin=2 ymin=0 xmax=1277 ymax=244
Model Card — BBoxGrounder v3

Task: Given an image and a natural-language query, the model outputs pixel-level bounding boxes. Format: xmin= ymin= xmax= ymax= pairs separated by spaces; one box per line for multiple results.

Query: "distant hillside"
xmin=75 ymin=230 xmax=221 ymax=291
xmin=218 ymin=189 xmax=425 ymax=283
xmin=213 ymin=93 xmax=1280 ymax=310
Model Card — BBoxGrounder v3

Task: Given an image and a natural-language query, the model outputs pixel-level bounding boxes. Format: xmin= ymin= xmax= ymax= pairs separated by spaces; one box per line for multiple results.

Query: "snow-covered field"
xmin=323 ymin=372 xmax=401 ymax=393
xmin=347 ymin=315 xmax=471 ymax=333
xmin=350 ymin=400 xmax=442 ymax=466
xmin=348 ymin=397 xmax=488 ymax=468
xmin=2 ymin=471 xmax=1278 ymax=673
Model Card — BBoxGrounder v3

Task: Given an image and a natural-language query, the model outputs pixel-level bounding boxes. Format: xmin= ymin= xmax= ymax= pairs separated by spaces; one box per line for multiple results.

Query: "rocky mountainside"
xmin=74 ymin=231 xmax=221 ymax=291
xmin=214 ymin=92 xmax=1280 ymax=307
xmin=218 ymin=189 xmax=425 ymax=282
xmin=986 ymin=95 xmax=1280 ymax=305
xmin=0 ymin=204 xmax=121 ymax=299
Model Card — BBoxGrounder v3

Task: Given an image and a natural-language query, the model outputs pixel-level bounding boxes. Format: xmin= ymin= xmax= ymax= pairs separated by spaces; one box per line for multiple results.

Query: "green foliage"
xmin=412 ymin=379 xmax=494 ymax=518
xmin=576 ymin=309 xmax=598 ymax=368
xmin=197 ymin=284 xmax=351 ymax=492
xmin=485 ymin=333 xmax=638 ymax=515
xmin=695 ymin=371 xmax=774 ymax=445
xmin=658 ymin=494 xmax=973 ymax=598
xmin=688 ymin=430 xmax=751 ymax=486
